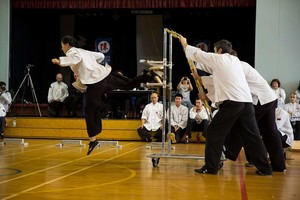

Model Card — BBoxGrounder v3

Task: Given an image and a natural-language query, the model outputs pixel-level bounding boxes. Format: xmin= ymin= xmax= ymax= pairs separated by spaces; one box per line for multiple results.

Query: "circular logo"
xmin=98 ymin=41 xmax=110 ymax=53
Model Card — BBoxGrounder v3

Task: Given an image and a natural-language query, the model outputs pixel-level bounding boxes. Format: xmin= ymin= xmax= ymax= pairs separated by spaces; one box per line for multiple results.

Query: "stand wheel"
xmin=218 ymin=161 xmax=224 ymax=169
xmin=151 ymin=158 xmax=160 ymax=167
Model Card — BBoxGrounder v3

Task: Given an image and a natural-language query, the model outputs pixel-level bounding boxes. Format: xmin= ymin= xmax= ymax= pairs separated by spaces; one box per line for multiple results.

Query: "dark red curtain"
xmin=12 ymin=0 xmax=256 ymax=9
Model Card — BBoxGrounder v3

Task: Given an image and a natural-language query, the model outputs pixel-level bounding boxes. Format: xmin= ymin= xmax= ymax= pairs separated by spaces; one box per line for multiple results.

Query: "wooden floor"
xmin=0 ymin=139 xmax=300 ymax=200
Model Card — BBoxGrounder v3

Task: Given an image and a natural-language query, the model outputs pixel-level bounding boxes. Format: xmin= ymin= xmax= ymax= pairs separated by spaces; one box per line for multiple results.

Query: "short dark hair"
xmin=175 ymin=93 xmax=183 ymax=99
xmin=195 ymin=97 xmax=202 ymax=102
xmin=61 ymin=35 xmax=78 ymax=47
xmin=271 ymin=79 xmax=281 ymax=87
xmin=0 ymin=81 xmax=6 ymax=87
xmin=214 ymin=39 xmax=232 ymax=54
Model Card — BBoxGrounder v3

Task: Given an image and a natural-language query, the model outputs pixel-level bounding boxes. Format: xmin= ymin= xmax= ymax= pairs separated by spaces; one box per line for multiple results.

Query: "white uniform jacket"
xmin=59 ymin=47 xmax=112 ymax=85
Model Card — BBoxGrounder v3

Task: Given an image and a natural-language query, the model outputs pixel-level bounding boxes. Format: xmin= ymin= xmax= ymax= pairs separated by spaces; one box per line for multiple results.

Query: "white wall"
xmin=0 ymin=0 xmax=10 ymax=87
xmin=255 ymin=0 xmax=300 ymax=101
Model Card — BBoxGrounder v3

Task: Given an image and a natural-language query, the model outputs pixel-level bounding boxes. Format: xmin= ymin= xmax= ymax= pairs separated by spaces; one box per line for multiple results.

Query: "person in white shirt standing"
xmin=47 ymin=73 xmax=69 ymax=117
xmin=179 ymin=37 xmax=272 ymax=175
xmin=52 ymin=36 xmax=157 ymax=155
xmin=167 ymin=93 xmax=188 ymax=143
xmin=224 ymin=60 xmax=286 ymax=172
xmin=137 ymin=92 xmax=164 ymax=142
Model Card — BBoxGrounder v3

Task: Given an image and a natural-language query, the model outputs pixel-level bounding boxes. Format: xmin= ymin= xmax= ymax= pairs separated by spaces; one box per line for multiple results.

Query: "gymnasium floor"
xmin=0 ymin=139 xmax=299 ymax=200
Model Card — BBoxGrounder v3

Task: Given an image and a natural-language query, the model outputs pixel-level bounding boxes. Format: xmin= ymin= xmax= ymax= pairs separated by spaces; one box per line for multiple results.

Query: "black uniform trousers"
xmin=137 ymin=127 xmax=163 ymax=142
xmin=225 ymin=100 xmax=286 ymax=171
xmin=204 ymin=100 xmax=271 ymax=174
xmin=85 ymin=72 xmax=152 ymax=137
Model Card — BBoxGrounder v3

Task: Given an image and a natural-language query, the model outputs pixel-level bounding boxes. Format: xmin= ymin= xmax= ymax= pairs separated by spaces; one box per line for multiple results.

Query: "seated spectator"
xmin=275 ymin=107 xmax=294 ymax=149
xmin=167 ymin=93 xmax=188 ymax=143
xmin=137 ymin=92 xmax=164 ymax=142
xmin=186 ymin=97 xmax=209 ymax=139
xmin=47 ymin=73 xmax=69 ymax=117
xmin=271 ymin=78 xmax=286 ymax=108
xmin=64 ymin=73 xmax=84 ymax=117
xmin=284 ymin=93 xmax=300 ymax=140
xmin=177 ymin=76 xmax=193 ymax=111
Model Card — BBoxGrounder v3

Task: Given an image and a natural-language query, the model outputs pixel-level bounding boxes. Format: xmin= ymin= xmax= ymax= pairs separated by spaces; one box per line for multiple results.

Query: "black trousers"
xmin=48 ymin=101 xmax=64 ymax=117
xmin=170 ymin=126 xmax=186 ymax=143
xmin=85 ymin=72 xmax=152 ymax=137
xmin=292 ymin=121 xmax=300 ymax=140
xmin=0 ymin=117 xmax=6 ymax=132
xmin=186 ymin=119 xmax=209 ymax=138
xmin=225 ymin=100 xmax=286 ymax=171
xmin=64 ymin=93 xmax=83 ymax=116
xmin=137 ymin=126 xmax=163 ymax=142
xmin=205 ymin=100 xmax=271 ymax=173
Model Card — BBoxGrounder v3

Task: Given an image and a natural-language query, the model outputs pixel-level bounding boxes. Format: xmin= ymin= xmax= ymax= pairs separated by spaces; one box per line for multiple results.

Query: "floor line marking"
xmin=1 ymin=143 xmax=145 ymax=200
xmin=0 ymin=142 xmax=139 ymax=185
xmin=237 ymin=153 xmax=248 ymax=200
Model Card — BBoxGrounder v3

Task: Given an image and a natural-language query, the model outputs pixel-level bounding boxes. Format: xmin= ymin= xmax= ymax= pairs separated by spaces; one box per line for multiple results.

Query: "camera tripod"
xmin=12 ymin=64 xmax=42 ymax=117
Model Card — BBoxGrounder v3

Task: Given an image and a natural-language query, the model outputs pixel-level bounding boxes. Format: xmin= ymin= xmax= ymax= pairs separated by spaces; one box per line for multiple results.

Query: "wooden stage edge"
xmin=3 ymin=117 xmax=207 ymax=143
xmin=3 ymin=117 xmax=300 ymax=150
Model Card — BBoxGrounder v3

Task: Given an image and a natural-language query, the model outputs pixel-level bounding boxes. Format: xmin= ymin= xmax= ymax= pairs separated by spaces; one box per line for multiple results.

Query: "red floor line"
xmin=237 ymin=154 xmax=248 ymax=200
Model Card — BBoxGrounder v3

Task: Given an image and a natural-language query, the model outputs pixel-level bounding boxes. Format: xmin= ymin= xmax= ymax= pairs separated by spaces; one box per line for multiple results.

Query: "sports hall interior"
xmin=1 ymin=0 xmax=300 ymax=199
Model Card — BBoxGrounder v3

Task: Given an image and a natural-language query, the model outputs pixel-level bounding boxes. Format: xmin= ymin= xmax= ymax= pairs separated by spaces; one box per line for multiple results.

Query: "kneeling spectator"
xmin=167 ymin=93 xmax=188 ymax=143
xmin=186 ymin=98 xmax=209 ymax=139
xmin=137 ymin=92 xmax=164 ymax=142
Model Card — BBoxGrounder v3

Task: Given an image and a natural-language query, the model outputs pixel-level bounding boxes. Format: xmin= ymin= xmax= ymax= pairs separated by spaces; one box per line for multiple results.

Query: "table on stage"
xmin=106 ymin=89 xmax=154 ymax=119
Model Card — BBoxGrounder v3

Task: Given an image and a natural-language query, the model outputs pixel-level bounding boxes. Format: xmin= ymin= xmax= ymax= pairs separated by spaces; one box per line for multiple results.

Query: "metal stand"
xmin=12 ymin=64 xmax=42 ymax=117
xmin=56 ymin=140 xmax=86 ymax=147
xmin=145 ymin=142 xmax=175 ymax=150
xmin=146 ymin=28 xmax=205 ymax=167
xmin=0 ymin=138 xmax=29 ymax=147
xmin=55 ymin=140 xmax=122 ymax=149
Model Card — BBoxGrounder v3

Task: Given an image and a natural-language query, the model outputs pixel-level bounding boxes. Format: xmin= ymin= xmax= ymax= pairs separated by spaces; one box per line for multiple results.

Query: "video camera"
xmin=26 ymin=64 xmax=34 ymax=70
